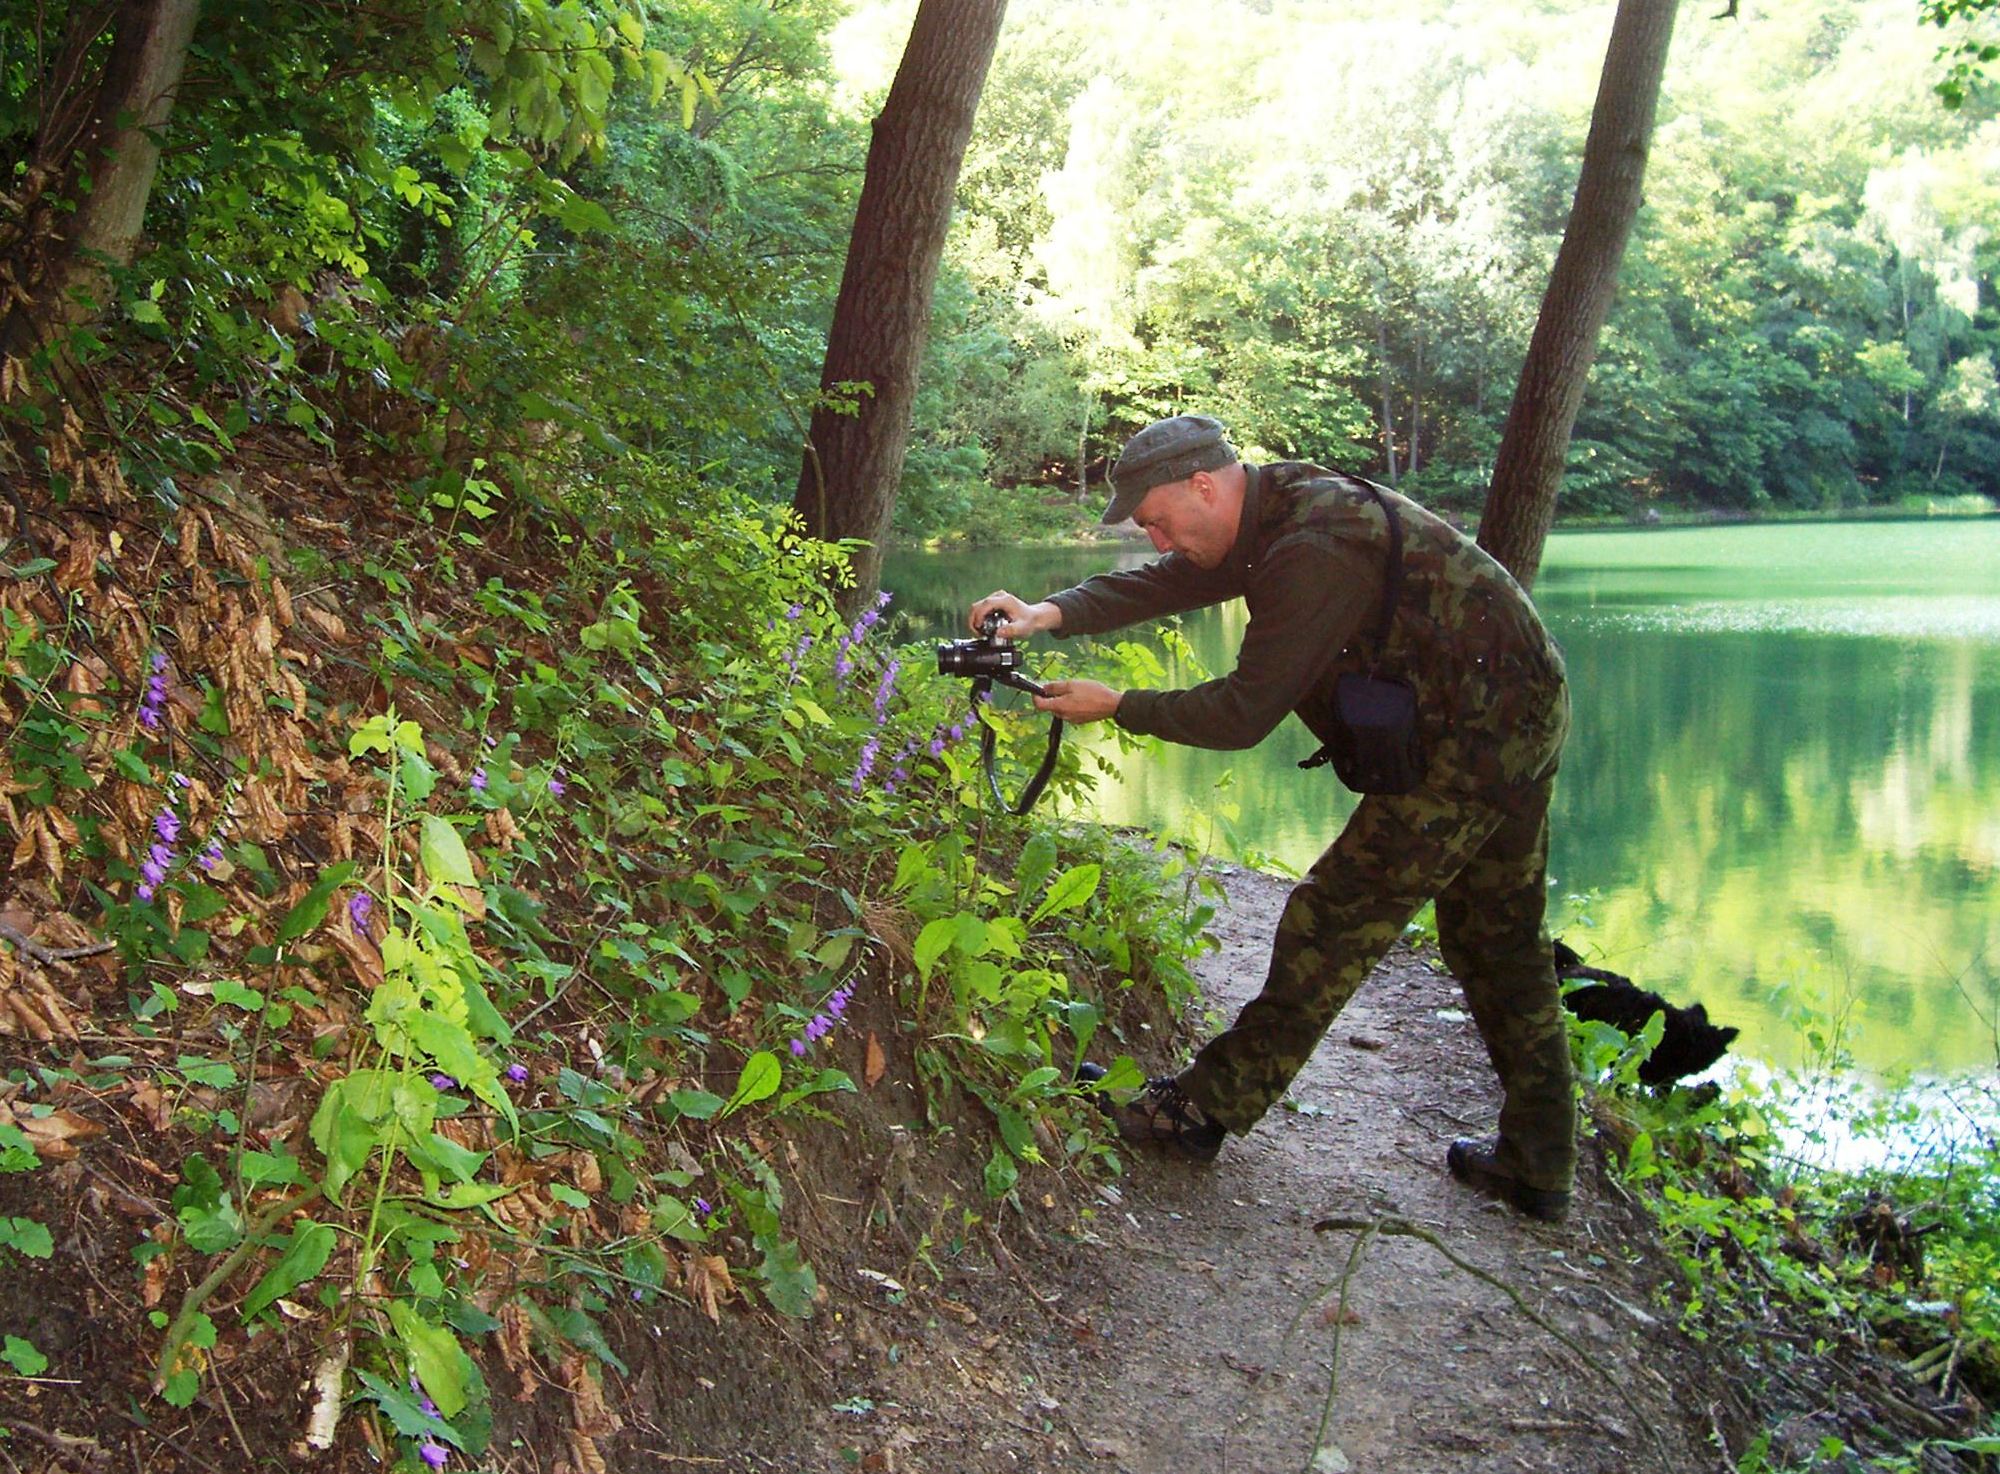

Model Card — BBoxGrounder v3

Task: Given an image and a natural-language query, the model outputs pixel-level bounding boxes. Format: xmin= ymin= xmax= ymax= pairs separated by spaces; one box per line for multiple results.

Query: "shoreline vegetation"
xmin=904 ymin=493 xmax=2000 ymax=554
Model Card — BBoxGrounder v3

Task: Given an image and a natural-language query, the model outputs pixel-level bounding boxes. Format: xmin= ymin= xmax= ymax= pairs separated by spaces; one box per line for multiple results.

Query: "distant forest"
xmin=4 ymin=0 xmax=1996 ymax=541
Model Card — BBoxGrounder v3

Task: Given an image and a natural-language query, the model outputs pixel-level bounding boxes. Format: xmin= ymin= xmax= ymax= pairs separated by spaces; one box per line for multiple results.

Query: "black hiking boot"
xmin=1446 ymin=1137 xmax=1571 ymax=1222
xmin=1077 ymin=1064 xmax=1226 ymax=1164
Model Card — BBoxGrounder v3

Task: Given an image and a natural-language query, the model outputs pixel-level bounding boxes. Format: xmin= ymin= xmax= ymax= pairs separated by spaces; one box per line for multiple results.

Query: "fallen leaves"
xmin=4 ymin=1102 xmax=105 ymax=1160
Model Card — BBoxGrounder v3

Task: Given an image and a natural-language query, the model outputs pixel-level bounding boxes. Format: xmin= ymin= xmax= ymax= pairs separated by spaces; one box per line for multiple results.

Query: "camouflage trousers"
xmin=1181 ymin=694 xmax=1575 ymax=1194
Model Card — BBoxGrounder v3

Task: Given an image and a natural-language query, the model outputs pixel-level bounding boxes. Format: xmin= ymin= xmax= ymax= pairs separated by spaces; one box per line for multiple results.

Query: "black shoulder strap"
xmin=1354 ymin=479 xmax=1403 ymax=668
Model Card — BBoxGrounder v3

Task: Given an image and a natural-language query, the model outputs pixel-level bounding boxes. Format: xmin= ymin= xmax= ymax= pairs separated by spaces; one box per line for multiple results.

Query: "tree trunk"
xmin=791 ymin=0 xmax=1009 ymax=611
xmin=1476 ymin=0 xmax=1680 ymax=589
xmin=1077 ymin=390 xmax=1092 ymax=501
xmin=1409 ymin=327 xmax=1425 ymax=476
xmin=0 ymin=0 xmax=202 ymax=377
xmin=1377 ymin=317 xmax=1398 ymax=486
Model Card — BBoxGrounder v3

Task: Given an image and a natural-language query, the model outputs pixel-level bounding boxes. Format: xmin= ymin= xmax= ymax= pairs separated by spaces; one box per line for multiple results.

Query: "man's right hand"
xmin=967 ymin=591 xmax=1061 ymax=641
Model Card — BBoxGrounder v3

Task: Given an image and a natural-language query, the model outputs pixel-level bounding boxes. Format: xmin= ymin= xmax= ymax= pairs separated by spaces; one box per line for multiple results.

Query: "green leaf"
xmin=1029 ymin=864 xmax=1101 ymax=925
xmin=720 ymin=1051 xmax=782 ymax=1119
xmin=0 ymin=1216 xmax=53 ymax=1258
xmin=237 ymin=1148 xmax=306 ymax=1187
xmin=983 ymin=1146 xmax=1019 ymax=1199
xmin=431 ymin=1181 xmax=517 ymax=1210
xmin=275 ymin=862 xmax=358 ymax=945
xmin=176 ymin=1053 xmax=238 ymax=1088
xmin=667 ymin=1088 xmax=726 ymax=1120
xmin=353 ymin=1368 xmax=464 ymax=1448
xmin=178 ymin=1195 xmax=243 ymax=1254
xmin=242 ymin=1221 xmax=336 ymax=1318
xmin=555 ymin=193 xmax=616 ymax=235
xmin=2 ymin=1335 xmax=47 ymax=1376
xmin=211 ymin=978 xmax=264 ymax=1012
xmin=388 ymin=1302 xmax=469 ymax=1419
xmin=756 ymin=1237 xmax=818 ymax=1319
xmin=650 ymin=1195 xmax=709 ymax=1243
xmin=892 ymin=843 xmax=932 ymax=894
xmin=913 ymin=916 xmax=957 ymax=980
xmin=419 ymin=816 xmax=475 ymax=889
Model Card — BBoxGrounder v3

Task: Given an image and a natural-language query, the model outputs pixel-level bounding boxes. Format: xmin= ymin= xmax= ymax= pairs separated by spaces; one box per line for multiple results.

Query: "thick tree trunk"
xmin=1476 ymin=0 xmax=1679 ymax=589
xmin=0 ymin=0 xmax=201 ymax=376
xmin=791 ymin=0 xmax=1009 ymax=610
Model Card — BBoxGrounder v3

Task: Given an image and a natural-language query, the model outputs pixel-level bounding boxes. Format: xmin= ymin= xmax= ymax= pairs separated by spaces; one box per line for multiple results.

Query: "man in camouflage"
xmin=967 ymin=413 xmax=1575 ymax=1221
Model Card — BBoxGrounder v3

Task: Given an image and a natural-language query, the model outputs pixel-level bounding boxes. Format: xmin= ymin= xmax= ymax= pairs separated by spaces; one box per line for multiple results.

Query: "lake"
xmin=882 ymin=518 xmax=2000 ymax=1079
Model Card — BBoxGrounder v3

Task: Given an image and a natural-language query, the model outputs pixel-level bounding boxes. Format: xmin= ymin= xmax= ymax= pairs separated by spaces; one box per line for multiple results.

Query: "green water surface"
xmin=883 ymin=519 xmax=2000 ymax=1078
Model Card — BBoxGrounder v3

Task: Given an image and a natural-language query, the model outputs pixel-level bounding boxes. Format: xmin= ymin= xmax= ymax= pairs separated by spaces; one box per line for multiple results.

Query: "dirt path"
xmin=804 ymin=865 xmax=1725 ymax=1474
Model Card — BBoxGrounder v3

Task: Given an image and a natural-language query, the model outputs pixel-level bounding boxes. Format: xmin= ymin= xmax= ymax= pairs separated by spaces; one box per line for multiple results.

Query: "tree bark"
xmin=1476 ymin=0 xmax=1680 ymax=589
xmin=1377 ymin=317 xmax=1398 ymax=486
xmin=0 ymin=0 xmax=202 ymax=377
xmin=791 ymin=0 xmax=1009 ymax=610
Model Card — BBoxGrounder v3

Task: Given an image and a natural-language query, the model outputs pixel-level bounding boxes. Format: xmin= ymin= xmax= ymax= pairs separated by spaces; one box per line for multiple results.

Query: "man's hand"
xmin=968 ymin=591 xmax=1061 ymax=641
xmin=1032 ymin=679 xmax=1121 ymax=724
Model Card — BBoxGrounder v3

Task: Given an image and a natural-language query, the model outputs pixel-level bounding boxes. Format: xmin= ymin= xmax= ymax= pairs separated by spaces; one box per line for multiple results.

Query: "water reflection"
xmin=884 ymin=519 xmax=2000 ymax=1078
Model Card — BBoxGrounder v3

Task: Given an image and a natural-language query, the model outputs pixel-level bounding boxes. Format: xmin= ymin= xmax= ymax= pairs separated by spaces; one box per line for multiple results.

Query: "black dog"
xmin=1553 ymin=939 xmax=1739 ymax=1087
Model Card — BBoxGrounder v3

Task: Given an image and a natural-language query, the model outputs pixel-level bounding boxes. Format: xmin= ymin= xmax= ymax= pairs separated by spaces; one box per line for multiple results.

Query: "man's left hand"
xmin=1033 ymin=679 xmax=1122 ymax=723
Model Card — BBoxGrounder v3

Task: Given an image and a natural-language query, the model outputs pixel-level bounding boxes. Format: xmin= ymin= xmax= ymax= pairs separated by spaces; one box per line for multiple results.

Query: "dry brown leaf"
xmin=130 ymin=1079 xmax=173 ymax=1133
xmin=9 ymin=1105 xmax=105 ymax=1160
xmin=11 ymin=814 xmax=40 ymax=870
xmin=687 ymin=1254 xmax=735 ymax=1324
xmin=54 ymin=525 xmax=98 ymax=592
xmin=865 ymin=1032 xmax=887 ymax=1089
xmin=35 ymin=820 xmax=62 ymax=884
xmin=301 ymin=606 xmax=349 ymax=643
xmin=495 ymin=1302 xmax=541 ymax=1401
xmin=271 ymin=577 xmax=294 ymax=627
xmin=44 ymin=807 xmax=79 ymax=846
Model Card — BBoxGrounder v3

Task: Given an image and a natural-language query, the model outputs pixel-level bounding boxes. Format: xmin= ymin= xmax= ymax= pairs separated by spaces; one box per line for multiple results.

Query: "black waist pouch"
xmin=1300 ymin=672 xmax=1424 ymax=795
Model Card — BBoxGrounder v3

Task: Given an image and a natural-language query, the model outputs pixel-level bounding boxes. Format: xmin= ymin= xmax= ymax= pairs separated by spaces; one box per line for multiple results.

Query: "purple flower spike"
xmin=505 ymin=1062 xmax=529 ymax=1083
xmin=418 ymin=1438 xmax=449 ymax=1470
xmin=155 ymin=809 xmax=182 ymax=843
xmin=469 ymin=768 xmax=488 ymax=793
xmin=348 ymin=893 xmax=374 ymax=934
xmin=546 ymin=769 xmax=566 ymax=798
xmin=789 ymin=1038 xmax=807 ymax=1058
xmin=429 ymin=1073 xmax=458 ymax=1091
xmin=785 ymin=602 xmax=804 ymax=621
xmin=695 ymin=1197 xmax=712 ymax=1217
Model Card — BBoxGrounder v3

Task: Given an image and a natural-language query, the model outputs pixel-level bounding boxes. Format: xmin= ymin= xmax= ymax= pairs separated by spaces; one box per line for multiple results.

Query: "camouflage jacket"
xmin=1047 ymin=462 xmax=1568 ymax=803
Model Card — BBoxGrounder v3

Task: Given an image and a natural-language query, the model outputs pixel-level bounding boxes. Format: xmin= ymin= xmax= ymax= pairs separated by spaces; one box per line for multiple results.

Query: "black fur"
xmin=1553 ymin=939 xmax=1739 ymax=1087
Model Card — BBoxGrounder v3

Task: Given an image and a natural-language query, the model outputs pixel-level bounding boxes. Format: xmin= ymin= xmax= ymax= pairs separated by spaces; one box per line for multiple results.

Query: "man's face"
xmin=1131 ymin=474 xmax=1234 ymax=568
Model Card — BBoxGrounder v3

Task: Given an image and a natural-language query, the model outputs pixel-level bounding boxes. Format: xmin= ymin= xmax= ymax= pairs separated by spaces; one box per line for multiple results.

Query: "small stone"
xmin=1348 ymin=1033 xmax=1388 ymax=1051
xmin=1311 ymin=1444 xmax=1352 ymax=1472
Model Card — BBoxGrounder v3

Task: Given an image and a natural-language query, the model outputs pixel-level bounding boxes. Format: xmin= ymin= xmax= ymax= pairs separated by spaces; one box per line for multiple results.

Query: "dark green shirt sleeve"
xmin=1113 ymin=533 xmax=1378 ymax=751
xmin=1046 ymin=554 xmax=1240 ymax=637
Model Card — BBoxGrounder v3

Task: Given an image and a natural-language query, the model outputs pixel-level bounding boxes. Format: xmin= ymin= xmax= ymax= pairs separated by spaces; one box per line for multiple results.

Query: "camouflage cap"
xmin=1103 ymin=414 xmax=1239 ymax=524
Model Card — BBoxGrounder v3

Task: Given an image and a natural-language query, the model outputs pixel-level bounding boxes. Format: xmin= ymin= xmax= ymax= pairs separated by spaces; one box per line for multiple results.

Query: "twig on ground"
xmin=0 ymin=919 xmax=115 ymax=964
xmin=1312 ymin=1212 xmax=1677 ymax=1474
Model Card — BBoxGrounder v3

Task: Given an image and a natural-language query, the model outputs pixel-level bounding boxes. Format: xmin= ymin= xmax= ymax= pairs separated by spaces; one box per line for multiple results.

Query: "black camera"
xmin=936 ymin=610 xmax=1038 ymax=691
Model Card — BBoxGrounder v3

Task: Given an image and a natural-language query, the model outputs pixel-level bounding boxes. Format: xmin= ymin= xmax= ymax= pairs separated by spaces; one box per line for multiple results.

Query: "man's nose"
xmin=1147 ymin=526 xmax=1171 ymax=553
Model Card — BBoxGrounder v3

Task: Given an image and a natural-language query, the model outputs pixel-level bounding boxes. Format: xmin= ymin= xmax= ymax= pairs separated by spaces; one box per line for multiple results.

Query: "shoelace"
xmin=1143 ymin=1076 xmax=1204 ymax=1127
